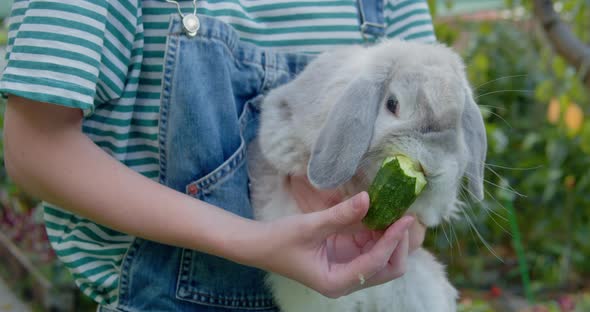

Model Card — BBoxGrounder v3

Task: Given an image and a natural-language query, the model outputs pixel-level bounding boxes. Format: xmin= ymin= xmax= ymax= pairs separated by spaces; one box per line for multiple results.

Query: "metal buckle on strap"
xmin=357 ymin=0 xmax=386 ymax=41
xmin=360 ymin=21 xmax=386 ymax=41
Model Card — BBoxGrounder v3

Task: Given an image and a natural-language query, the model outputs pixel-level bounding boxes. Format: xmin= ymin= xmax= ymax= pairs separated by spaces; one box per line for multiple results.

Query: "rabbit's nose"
xmin=417 ymin=162 xmax=427 ymax=176
xmin=418 ymin=162 xmax=443 ymax=179
xmin=418 ymin=162 xmax=436 ymax=179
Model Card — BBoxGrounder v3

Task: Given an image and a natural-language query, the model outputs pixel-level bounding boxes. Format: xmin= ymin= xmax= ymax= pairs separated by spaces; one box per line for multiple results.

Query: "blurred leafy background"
xmin=425 ymin=0 xmax=590 ymax=311
xmin=0 ymin=0 xmax=589 ymax=311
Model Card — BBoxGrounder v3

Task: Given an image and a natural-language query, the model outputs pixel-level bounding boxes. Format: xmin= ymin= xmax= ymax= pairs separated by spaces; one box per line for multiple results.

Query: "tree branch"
xmin=533 ymin=0 xmax=590 ymax=88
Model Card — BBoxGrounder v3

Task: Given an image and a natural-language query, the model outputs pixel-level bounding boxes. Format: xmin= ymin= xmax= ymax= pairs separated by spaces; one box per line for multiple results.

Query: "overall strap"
xmin=358 ymin=0 xmax=386 ymax=40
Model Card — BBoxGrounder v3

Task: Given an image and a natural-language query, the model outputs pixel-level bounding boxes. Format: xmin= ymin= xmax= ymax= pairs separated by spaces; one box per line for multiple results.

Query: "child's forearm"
xmin=4 ymin=96 xmax=422 ymax=298
xmin=3 ymin=96 xmax=265 ymax=265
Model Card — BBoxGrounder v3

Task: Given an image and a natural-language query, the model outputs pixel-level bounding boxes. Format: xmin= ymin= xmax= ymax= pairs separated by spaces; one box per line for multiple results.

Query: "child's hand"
xmin=255 ymin=191 xmax=417 ymax=298
xmin=287 ymin=174 xmax=426 ymax=251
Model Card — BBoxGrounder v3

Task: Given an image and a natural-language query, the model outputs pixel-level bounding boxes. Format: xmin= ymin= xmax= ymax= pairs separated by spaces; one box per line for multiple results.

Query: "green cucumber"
xmin=362 ymin=155 xmax=427 ymax=230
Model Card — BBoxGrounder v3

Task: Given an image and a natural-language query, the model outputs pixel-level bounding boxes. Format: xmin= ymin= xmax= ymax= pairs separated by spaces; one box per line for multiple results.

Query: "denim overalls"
xmin=100 ymin=1 xmax=385 ymax=311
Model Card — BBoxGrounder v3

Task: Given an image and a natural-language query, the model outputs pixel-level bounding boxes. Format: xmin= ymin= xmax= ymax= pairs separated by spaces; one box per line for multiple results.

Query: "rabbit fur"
xmin=247 ymin=38 xmax=487 ymax=312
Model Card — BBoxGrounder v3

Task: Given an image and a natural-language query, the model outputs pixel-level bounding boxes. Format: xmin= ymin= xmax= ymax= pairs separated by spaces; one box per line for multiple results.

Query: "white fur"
xmin=268 ymin=249 xmax=457 ymax=312
xmin=248 ymin=39 xmax=486 ymax=312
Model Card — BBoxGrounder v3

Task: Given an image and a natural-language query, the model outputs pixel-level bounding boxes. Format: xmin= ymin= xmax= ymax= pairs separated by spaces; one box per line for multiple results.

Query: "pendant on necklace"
xmin=182 ymin=14 xmax=200 ymax=37
xmin=166 ymin=0 xmax=199 ymax=37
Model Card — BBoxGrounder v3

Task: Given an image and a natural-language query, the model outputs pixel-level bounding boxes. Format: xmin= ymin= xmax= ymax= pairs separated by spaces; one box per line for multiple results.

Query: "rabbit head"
xmin=258 ymin=39 xmax=486 ymax=227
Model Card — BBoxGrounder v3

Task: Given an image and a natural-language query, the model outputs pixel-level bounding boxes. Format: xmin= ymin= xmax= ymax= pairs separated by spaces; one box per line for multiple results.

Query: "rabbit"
xmin=247 ymin=38 xmax=487 ymax=312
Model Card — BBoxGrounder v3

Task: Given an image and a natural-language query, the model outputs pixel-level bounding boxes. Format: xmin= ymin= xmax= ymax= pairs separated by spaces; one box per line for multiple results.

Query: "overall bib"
xmin=101 ymin=1 xmax=385 ymax=310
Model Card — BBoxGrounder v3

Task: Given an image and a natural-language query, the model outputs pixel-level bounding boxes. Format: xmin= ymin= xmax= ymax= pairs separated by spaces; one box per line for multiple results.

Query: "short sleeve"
xmin=384 ymin=0 xmax=437 ymax=43
xmin=0 ymin=0 xmax=138 ymax=116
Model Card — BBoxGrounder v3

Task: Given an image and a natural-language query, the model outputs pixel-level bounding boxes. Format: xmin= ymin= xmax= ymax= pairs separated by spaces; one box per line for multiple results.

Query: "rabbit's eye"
xmin=386 ymin=96 xmax=399 ymax=115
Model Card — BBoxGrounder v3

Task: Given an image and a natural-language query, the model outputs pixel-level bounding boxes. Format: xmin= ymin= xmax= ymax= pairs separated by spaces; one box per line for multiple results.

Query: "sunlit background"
xmin=1 ymin=1 xmax=589 ymax=311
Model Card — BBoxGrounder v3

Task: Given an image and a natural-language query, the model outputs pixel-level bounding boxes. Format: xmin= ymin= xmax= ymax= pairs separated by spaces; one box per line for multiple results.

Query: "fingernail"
xmin=400 ymin=215 xmax=415 ymax=230
xmin=352 ymin=192 xmax=368 ymax=211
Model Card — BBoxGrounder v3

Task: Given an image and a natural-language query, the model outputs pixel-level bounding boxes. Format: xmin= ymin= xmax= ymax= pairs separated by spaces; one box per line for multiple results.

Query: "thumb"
xmin=312 ymin=192 xmax=369 ymax=236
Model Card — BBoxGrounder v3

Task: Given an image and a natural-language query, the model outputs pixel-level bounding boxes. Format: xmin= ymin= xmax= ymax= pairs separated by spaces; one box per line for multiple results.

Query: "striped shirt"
xmin=0 ymin=0 xmax=435 ymax=305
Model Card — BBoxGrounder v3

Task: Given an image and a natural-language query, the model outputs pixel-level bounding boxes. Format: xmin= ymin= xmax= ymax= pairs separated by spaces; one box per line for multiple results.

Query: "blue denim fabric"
xmin=358 ymin=0 xmax=386 ymax=39
xmin=100 ymin=15 xmax=311 ymax=312
xmin=99 ymin=2 xmax=384 ymax=311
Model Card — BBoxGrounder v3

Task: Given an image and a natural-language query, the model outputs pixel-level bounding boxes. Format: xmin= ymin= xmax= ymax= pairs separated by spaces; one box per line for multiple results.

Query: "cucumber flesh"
xmin=362 ymin=155 xmax=427 ymax=230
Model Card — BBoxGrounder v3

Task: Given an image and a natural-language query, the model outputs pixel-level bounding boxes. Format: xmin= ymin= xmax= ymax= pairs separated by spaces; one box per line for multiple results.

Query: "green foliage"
xmin=426 ymin=1 xmax=590 ymax=301
xmin=507 ymin=0 xmax=590 ymax=42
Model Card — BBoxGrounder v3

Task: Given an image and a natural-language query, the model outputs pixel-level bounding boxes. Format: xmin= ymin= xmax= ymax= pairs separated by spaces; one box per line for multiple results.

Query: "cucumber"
xmin=362 ymin=155 xmax=427 ymax=230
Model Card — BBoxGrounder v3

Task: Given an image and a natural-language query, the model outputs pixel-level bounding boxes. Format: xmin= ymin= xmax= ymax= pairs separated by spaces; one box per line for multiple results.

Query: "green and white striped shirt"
xmin=0 ymin=0 xmax=435 ymax=305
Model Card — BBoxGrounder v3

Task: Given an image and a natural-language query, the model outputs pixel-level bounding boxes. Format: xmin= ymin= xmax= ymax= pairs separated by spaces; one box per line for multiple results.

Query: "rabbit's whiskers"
xmin=441 ymin=211 xmax=462 ymax=262
xmin=479 ymin=106 xmax=513 ymax=129
xmin=482 ymin=188 xmax=512 ymax=225
xmin=440 ymin=221 xmax=453 ymax=254
xmin=467 ymin=159 xmax=539 ymax=196
xmin=479 ymin=104 xmax=506 ymax=110
xmin=458 ymin=190 xmax=504 ymax=262
xmin=461 ymin=182 xmax=510 ymax=232
xmin=475 ymin=74 xmax=529 ymax=91
xmin=485 ymin=163 xmax=543 ymax=171
xmin=475 ymin=89 xmax=534 ymax=99
xmin=482 ymin=179 xmax=525 ymax=197
xmin=461 ymin=174 xmax=510 ymax=260
xmin=449 ymin=217 xmax=461 ymax=257
xmin=484 ymin=165 xmax=525 ymax=197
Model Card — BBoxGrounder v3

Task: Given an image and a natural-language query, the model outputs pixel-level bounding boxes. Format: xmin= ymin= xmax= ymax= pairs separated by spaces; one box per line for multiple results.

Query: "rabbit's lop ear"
xmin=308 ymin=77 xmax=384 ymax=189
xmin=462 ymin=94 xmax=487 ymax=201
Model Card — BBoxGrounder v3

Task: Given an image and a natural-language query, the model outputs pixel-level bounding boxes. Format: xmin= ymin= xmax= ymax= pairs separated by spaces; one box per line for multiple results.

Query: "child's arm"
xmin=4 ymin=96 xmax=418 ymax=298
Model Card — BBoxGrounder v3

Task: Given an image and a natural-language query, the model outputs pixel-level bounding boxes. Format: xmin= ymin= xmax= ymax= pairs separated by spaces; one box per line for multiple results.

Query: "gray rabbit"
xmin=248 ymin=38 xmax=486 ymax=312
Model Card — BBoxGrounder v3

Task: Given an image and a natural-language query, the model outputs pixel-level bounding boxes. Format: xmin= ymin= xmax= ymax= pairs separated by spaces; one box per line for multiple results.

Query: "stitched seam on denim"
xmin=169 ymin=14 xmax=313 ymax=75
xmin=183 ymin=290 xmax=275 ymax=301
xmin=230 ymin=48 xmax=266 ymax=96
xmin=176 ymin=251 xmax=276 ymax=309
xmin=176 ymin=34 xmax=273 ymax=99
xmin=173 ymin=17 xmax=310 ymax=82
xmin=163 ymin=16 xmax=283 ymax=310
xmin=116 ymin=238 xmax=141 ymax=312
xmin=176 ymin=285 xmax=276 ymax=309
xmin=185 ymin=95 xmax=257 ymax=193
xmin=357 ymin=0 xmax=368 ymax=29
xmin=260 ymin=49 xmax=275 ymax=93
xmin=158 ymin=33 xmax=179 ymax=186
xmin=182 ymin=63 xmax=307 ymax=193
xmin=169 ymin=15 xmax=241 ymax=65
xmin=178 ymin=29 xmax=298 ymax=75
xmin=175 ymin=298 xmax=276 ymax=310
xmin=168 ymin=14 xmax=264 ymax=71
xmin=186 ymin=140 xmax=246 ymax=194
xmin=177 ymin=296 xmax=276 ymax=310
xmin=176 ymin=248 xmax=194 ymax=300
xmin=173 ymin=34 xmax=255 ymax=195
xmin=199 ymin=149 xmax=245 ymax=193
xmin=193 ymin=35 xmax=267 ymax=70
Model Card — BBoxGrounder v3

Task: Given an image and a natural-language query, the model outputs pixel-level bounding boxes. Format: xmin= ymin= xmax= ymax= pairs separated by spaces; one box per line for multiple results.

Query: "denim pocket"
xmin=184 ymin=98 xmax=261 ymax=198
xmin=152 ymin=15 xmax=284 ymax=311
xmin=175 ymin=100 xmax=275 ymax=309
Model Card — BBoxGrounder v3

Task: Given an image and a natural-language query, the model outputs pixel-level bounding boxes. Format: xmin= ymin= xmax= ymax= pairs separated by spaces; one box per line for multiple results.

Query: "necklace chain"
xmin=165 ymin=0 xmax=199 ymax=36
xmin=165 ymin=0 xmax=197 ymax=17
